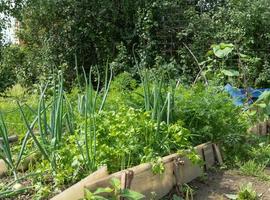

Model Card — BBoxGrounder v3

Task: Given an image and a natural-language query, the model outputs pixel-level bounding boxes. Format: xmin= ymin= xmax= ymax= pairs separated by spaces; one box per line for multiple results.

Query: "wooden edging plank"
xmin=51 ymin=166 xmax=108 ymax=200
xmin=0 ymin=142 xmax=220 ymax=199
xmin=249 ymin=120 xmax=270 ymax=135
xmin=213 ymin=144 xmax=223 ymax=165
xmin=0 ymin=135 xmax=18 ymax=144
xmin=0 ymin=153 xmax=39 ymax=176
xmin=84 ymin=142 xmax=216 ymax=200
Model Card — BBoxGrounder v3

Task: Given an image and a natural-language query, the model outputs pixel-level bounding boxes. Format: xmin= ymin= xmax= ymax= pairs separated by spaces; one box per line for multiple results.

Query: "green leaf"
xmin=257 ymin=91 xmax=270 ymax=102
xmin=84 ymin=189 xmax=94 ymax=200
xmin=221 ymin=69 xmax=239 ymax=77
xmin=94 ymin=187 xmax=113 ymax=195
xmin=248 ymin=110 xmax=257 ymax=116
xmin=257 ymin=103 xmax=267 ymax=108
xmin=91 ymin=196 xmax=108 ymax=200
xmin=109 ymin=178 xmax=121 ymax=190
xmin=212 ymin=43 xmax=234 ymax=58
xmin=239 ymin=53 xmax=248 ymax=58
xmin=121 ymin=189 xmax=145 ymax=200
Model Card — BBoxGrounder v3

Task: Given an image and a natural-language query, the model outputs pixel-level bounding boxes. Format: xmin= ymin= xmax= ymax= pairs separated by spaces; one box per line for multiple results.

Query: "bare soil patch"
xmin=190 ymin=169 xmax=270 ymax=200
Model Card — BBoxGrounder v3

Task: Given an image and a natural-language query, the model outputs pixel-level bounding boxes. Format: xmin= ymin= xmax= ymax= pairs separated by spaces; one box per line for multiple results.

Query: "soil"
xmin=189 ymin=169 xmax=270 ymax=200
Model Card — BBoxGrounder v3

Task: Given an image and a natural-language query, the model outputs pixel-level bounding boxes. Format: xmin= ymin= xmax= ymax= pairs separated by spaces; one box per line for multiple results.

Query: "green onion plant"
xmin=18 ymin=72 xmax=74 ymax=171
xmin=76 ymin=65 xmax=112 ymax=172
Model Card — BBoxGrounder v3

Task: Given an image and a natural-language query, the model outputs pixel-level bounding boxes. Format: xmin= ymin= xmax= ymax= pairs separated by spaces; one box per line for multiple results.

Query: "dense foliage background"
xmin=1 ymin=0 xmax=270 ymax=92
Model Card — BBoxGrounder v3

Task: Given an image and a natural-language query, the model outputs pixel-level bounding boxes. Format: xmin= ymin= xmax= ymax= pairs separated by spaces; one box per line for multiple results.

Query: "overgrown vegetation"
xmin=0 ymin=68 xmax=259 ymax=199
xmin=0 ymin=0 xmax=270 ymax=199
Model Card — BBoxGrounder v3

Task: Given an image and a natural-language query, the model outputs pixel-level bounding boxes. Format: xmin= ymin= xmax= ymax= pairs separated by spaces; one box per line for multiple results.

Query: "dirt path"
xmin=190 ymin=169 xmax=270 ymax=200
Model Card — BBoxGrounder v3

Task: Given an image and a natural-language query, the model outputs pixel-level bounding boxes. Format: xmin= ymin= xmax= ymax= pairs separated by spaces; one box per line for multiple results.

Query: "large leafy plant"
xmin=174 ymin=85 xmax=248 ymax=156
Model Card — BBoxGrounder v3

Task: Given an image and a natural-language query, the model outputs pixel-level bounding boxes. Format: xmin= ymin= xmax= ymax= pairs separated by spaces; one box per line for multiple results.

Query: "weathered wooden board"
xmin=213 ymin=144 xmax=223 ymax=165
xmin=51 ymin=166 xmax=108 ymax=200
xmin=0 ymin=135 xmax=18 ymax=144
xmin=178 ymin=156 xmax=203 ymax=184
xmin=130 ymin=161 xmax=175 ymax=199
xmin=249 ymin=120 xmax=270 ymax=135
xmin=203 ymin=144 xmax=215 ymax=169
xmin=0 ymin=159 xmax=8 ymax=177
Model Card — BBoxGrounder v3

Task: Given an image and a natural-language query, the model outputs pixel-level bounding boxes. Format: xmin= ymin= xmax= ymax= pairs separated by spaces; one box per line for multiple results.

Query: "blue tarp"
xmin=224 ymin=84 xmax=270 ymax=106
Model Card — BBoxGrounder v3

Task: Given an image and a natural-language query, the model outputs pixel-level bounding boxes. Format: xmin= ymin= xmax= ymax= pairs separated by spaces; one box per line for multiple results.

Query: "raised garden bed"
xmin=51 ymin=142 xmax=222 ymax=200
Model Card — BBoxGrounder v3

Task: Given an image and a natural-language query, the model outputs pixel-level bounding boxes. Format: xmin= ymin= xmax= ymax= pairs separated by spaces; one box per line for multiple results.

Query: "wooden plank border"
xmin=82 ymin=142 xmax=220 ymax=200
xmin=0 ymin=142 xmax=221 ymax=199
xmin=51 ymin=166 xmax=108 ymax=200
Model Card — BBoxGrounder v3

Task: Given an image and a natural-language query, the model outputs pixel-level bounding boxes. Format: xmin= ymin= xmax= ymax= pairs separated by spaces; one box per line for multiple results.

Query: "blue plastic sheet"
xmin=224 ymin=84 xmax=270 ymax=106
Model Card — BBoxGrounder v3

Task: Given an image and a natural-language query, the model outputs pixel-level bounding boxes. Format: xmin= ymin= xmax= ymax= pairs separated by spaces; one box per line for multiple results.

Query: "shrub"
xmin=174 ymin=85 xmax=249 ymax=156
xmin=0 ymin=46 xmax=19 ymax=93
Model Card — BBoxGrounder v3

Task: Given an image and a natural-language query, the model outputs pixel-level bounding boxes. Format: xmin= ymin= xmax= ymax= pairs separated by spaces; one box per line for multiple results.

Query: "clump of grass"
xmin=238 ymin=160 xmax=269 ymax=181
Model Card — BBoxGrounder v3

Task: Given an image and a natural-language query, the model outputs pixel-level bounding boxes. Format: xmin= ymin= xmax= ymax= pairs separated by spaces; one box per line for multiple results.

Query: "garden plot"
xmin=0 ymin=69 xmax=269 ymax=199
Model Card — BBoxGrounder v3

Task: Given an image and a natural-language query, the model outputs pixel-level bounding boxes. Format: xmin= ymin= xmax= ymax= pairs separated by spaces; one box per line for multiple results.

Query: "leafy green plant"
xmin=249 ymin=143 xmax=270 ymax=166
xmin=92 ymin=106 xmax=191 ymax=172
xmin=182 ymin=184 xmax=194 ymax=200
xmin=174 ymin=85 xmax=248 ymax=157
xmin=250 ymin=91 xmax=270 ymax=123
xmin=84 ymin=178 xmax=145 ymax=200
xmin=151 ymin=157 xmax=165 ymax=174
xmin=177 ymin=148 xmax=202 ymax=166
xmin=237 ymin=183 xmax=259 ymax=200
xmin=0 ymin=45 xmax=19 ymax=93
xmin=226 ymin=183 xmax=259 ymax=200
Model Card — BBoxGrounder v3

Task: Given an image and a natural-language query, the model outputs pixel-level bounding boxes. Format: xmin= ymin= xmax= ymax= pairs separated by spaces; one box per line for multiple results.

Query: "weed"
xmin=225 ymin=183 xmax=259 ymax=200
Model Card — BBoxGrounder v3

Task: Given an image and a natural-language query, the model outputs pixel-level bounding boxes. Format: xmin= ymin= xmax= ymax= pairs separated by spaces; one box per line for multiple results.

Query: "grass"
xmin=238 ymin=160 xmax=270 ymax=181
xmin=0 ymin=84 xmax=37 ymax=136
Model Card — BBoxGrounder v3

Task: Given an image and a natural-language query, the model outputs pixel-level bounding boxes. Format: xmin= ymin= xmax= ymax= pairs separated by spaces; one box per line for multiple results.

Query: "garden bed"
xmin=51 ymin=142 xmax=222 ymax=200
